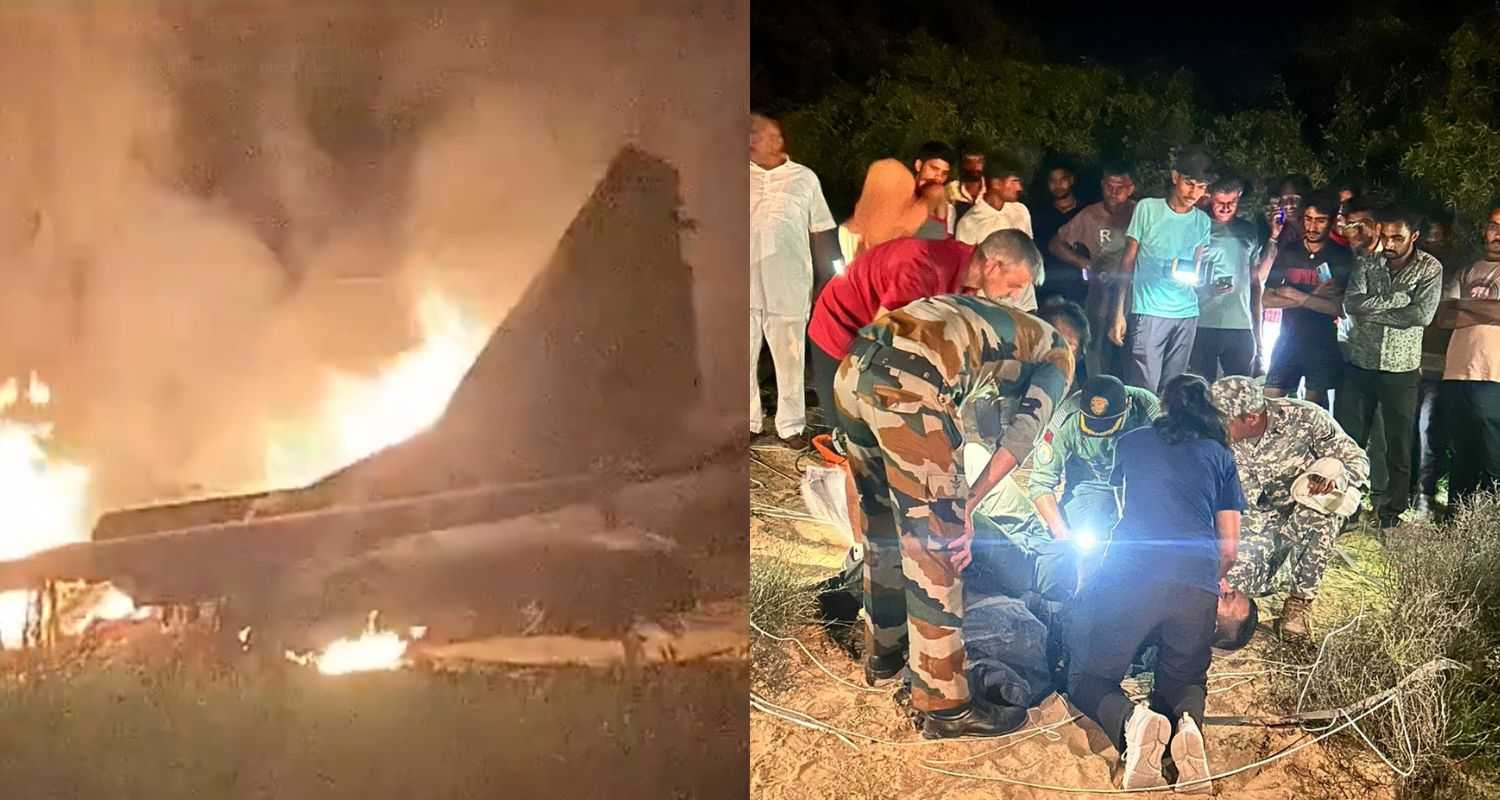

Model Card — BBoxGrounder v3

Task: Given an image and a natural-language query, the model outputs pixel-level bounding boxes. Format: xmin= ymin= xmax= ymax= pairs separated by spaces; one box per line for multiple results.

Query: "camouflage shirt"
xmin=1028 ymin=386 xmax=1162 ymax=500
xmin=860 ymin=294 xmax=1075 ymax=466
xmin=1229 ymin=397 xmax=1371 ymax=508
xmin=1344 ymin=250 xmax=1444 ymax=372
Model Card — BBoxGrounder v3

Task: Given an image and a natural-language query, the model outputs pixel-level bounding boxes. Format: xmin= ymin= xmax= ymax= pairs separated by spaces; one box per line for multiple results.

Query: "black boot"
xmin=921 ymin=698 xmax=1029 ymax=739
xmin=862 ymin=627 xmax=906 ymax=685
xmin=864 ymin=650 xmax=905 ymax=685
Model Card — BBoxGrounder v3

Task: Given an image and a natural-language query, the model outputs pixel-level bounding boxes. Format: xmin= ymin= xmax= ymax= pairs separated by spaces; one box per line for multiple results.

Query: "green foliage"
xmin=1265 ymin=494 xmax=1500 ymax=794
xmin=780 ymin=33 xmax=1326 ymax=216
xmin=1404 ymin=15 xmax=1500 ymax=227
xmin=780 ymin=12 xmax=1500 ymax=233
xmin=749 ymin=543 xmax=819 ymax=696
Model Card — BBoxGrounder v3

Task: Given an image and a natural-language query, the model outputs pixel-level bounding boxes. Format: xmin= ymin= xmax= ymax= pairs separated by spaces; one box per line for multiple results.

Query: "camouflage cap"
xmin=1210 ymin=375 xmax=1266 ymax=419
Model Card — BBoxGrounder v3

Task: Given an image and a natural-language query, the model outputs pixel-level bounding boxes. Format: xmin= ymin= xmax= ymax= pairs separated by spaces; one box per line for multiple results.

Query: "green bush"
xmin=749 ymin=545 xmax=819 ymax=695
xmin=1266 ymin=493 xmax=1500 ymax=795
xmin=777 ymin=10 xmax=1500 ymax=234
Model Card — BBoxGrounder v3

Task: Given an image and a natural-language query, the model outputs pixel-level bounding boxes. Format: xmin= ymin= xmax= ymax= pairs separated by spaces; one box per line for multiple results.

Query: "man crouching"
xmin=1209 ymin=376 xmax=1371 ymax=638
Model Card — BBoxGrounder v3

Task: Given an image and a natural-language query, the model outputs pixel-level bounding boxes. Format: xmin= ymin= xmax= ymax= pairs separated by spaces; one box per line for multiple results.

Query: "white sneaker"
xmin=1122 ymin=703 xmax=1170 ymax=790
xmin=1171 ymin=713 xmax=1212 ymax=794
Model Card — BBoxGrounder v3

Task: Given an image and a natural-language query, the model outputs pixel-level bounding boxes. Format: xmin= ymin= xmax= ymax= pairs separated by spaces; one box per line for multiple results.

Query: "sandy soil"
xmin=750 ymin=443 xmax=1397 ymax=800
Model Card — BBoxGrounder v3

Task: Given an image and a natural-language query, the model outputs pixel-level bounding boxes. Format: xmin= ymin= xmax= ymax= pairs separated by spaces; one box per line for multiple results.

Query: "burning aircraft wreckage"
xmin=0 ymin=148 xmax=746 ymax=675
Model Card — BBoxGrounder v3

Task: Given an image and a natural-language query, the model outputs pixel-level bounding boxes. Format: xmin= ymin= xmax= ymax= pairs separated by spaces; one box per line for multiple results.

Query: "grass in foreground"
xmin=749 ymin=543 xmax=820 ymax=696
xmin=0 ymin=660 xmax=746 ymax=799
xmin=1267 ymin=496 xmax=1500 ymax=799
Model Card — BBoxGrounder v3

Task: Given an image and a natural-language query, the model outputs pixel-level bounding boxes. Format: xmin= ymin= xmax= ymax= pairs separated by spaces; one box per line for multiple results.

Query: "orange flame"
xmin=0 ymin=374 xmax=93 ymax=648
xmin=266 ymin=290 xmax=489 ymax=487
xmin=287 ymin=611 xmax=426 ymax=675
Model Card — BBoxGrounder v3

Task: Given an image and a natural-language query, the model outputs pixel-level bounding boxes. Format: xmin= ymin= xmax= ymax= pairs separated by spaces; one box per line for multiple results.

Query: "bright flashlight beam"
xmin=1074 ymin=530 xmax=1099 ymax=552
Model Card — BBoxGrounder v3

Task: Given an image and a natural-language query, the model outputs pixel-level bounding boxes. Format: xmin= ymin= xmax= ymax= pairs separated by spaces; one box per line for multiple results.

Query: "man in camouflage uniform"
xmin=836 ymin=290 xmax=1073 ymax=738
xmin=1028 ymin=374 xmax=1160 ymax=581
xmin=1209 ymin=376 xmax=1370 ymax=638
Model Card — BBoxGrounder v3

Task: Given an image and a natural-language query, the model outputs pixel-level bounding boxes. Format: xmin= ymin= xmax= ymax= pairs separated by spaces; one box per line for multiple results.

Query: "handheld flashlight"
xmin=1074 ymin=529 xmax=1099 ymax=553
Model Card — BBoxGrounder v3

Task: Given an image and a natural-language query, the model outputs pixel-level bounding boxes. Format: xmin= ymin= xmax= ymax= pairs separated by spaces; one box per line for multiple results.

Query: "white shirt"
xmin=750 ymin=158 xmax=836 ymax=315
xmin=955 ymin=197 xmax=1039 ymax=311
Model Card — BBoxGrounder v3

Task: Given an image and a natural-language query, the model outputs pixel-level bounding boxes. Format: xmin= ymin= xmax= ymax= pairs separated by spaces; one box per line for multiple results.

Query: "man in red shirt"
xmin=807 ymin=230 xmax=1043 ymax=430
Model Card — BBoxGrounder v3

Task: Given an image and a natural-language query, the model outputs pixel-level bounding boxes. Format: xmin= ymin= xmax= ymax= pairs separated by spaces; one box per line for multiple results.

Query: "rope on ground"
xmin=923 ymin=713 xmax=1083 ymax=764
xmin=1298 ymin=606 xmax=1366 ymax=714
xmin=1203 ymin=656 xmax=1464 ymax=726
xmin=749 ymin=453 xmax=802 ymax=484
xmin=750 ymin=502 xmax=824 ymax=523
xmin=1344 ymin=687 xmax=1416 ymax=778
xmin=749 ymin=618 xmax=885 ymax=694
xmin=751 ymin=692 xmax=860 ymax=751
xmin=916 ymin=692 xmax=1399 ymax=794
xmin=751 ymin=689 xmax=1083 ymax=750
xmin=753 ymin=654 xmax=1462 ymax=789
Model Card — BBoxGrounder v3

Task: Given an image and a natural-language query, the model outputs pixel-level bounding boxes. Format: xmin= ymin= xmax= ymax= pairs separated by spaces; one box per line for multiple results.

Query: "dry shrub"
xmin=749 ymin=544 xmax=819 ymax=696
xmin=1268 ymin=492 xmax=1500 ymax=794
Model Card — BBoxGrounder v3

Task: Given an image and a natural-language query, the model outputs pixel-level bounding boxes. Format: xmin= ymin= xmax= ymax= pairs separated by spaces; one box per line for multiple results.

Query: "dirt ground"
xmin=750 ymin=442 xmax=1398 ymax=800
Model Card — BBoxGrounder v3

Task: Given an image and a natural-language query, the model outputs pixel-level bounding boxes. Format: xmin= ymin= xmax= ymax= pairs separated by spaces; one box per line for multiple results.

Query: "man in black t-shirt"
xmin=1256 ymin=192 xmax=1352 ymax=410
xmin=1035 ymin=163 xmax=1086 ymax=306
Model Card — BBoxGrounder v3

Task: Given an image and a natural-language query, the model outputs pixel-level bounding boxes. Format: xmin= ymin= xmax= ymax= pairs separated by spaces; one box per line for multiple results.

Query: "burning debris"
xmin=0 ymin=147 xmax=737 ymax=677
xmin=284 ymin=611 xmax=427 ymax=676
xmin=0 ymin=372 xmax=109 ymax=649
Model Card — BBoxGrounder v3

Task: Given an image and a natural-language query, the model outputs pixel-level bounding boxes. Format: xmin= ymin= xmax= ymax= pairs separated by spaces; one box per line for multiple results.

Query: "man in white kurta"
xmin=750 ymin=113 xmax=836 ymax=444
xmin=956 ymin=169 xmax=1039 ymax=312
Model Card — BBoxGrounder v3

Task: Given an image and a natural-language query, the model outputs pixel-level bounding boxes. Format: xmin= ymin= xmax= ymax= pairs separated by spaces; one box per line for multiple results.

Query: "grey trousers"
xmin=1123 ymin=313 xmax=1199 ymax=395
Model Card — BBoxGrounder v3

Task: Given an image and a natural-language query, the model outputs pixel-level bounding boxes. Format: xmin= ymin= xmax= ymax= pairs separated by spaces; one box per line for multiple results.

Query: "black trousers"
xmin=1335 ymin=366 xmax=1420 ymax=514
xmin=809 ymin=343 xmax=843 ymax=433
xmin=1067 ymin=572 xmax=1216 ymax=753
xmin=1188 ymin=327 xmax=1255 ymax=382
xmin=1444 ymin=380 xmax=1500 ymax=504
xmin=1413 ymin=378 xmax=1449 ymax=500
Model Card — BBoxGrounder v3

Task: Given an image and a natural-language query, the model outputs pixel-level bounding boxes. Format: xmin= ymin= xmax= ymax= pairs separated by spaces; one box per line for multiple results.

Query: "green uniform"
xmin=1028 ymin=385 xmax=1161 ymax=538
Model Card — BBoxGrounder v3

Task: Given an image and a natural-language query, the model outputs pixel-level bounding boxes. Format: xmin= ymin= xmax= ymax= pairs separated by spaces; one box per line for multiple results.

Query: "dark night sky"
xmin=752 ymin=3 xmax=1476 ymax=119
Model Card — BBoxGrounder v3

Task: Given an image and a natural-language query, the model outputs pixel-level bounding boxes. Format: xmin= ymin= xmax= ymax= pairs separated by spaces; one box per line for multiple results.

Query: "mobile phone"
xmin=1276 ymin=206 xmax=1287 ymax=225
xmin=1316 ymin=262 xmax=1332 ymax=283
xmin=1214 ymin=275 xmax=1233 ymax=290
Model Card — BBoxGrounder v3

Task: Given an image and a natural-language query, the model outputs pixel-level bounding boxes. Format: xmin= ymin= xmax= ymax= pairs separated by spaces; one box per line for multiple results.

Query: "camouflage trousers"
xmin=1226 ymin=501 xmax=1343 ymax=600
xmin=834 ymin=346 xmax=971 ymax=712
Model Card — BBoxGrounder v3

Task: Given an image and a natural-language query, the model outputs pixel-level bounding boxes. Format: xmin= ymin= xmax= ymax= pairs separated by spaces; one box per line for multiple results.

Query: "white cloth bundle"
xmin=1290 ymin=456 xmax=1362 ymax=518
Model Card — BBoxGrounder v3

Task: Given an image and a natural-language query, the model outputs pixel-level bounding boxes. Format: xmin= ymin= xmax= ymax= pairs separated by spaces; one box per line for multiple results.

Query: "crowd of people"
xmin=750 ymin=111 xmax=1500 ymax=790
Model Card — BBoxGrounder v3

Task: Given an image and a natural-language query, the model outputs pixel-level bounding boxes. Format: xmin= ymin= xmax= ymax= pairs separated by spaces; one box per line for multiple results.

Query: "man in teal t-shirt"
xmin=1190 ymin=176 xmax=1263 ymax=379
xmin=1108 ymin=146 xmax=1215 ymax=394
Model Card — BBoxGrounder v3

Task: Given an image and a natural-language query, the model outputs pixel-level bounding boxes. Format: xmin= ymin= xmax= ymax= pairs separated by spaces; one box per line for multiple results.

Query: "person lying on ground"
xmin=1067 ymin=373 xmax=1256 ymax=793
xmin=835 ymin=288 xmax=1073 ymax=739
xmin=1210 ymin=375 xmax=1370 ymax=639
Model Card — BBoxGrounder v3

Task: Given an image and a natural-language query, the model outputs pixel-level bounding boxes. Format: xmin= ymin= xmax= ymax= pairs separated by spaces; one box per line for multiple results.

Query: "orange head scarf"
xmin=844 ymin=159 xmax=929 ymax=256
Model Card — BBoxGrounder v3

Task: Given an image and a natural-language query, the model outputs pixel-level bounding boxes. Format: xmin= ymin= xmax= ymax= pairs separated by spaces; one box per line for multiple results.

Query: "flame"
xmin=27 ymin=371 xmax=49 ymax=407
xmin=266 ymin=290 xmax=489 ymax=487
xmin=0 ymin=374 xmax=93 ymax=648
xmin=287 ymin=611 xmax=426 ymax=675
xmin=310 ymin=630 xmax=409 ymax=675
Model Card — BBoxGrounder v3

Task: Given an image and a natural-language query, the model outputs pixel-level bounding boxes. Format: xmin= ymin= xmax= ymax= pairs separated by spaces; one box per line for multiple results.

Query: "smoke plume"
xmin=0 ymin=0 xmax=703 ymax=513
